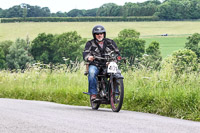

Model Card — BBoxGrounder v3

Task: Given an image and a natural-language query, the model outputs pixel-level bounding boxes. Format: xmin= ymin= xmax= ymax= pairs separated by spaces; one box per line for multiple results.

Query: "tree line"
xmin=1 ymin=0 xmax=200 ymax=20
xmin=0 ymin=29 xmax=199 ymax=74
xmin=0 ymin=29 xmax=162 ymax=70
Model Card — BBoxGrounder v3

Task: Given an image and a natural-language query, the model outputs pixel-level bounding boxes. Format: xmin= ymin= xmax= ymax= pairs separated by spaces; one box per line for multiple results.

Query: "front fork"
xmin=109 ymin=73 xmax=115 ymax=101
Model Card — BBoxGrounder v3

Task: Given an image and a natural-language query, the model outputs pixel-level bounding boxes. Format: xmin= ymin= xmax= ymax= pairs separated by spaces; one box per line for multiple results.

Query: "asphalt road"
xmin=0 ymin=98 xmax=199 ymax=133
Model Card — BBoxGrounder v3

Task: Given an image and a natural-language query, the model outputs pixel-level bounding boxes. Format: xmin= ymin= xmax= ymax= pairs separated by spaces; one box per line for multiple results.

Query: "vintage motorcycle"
xmin=83 ymin=51 xmax=124 ymax=112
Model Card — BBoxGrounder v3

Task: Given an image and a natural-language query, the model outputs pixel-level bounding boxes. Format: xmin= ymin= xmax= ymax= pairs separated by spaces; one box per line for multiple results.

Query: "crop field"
xmin=1 ymin=21 xmax=200 ymax=57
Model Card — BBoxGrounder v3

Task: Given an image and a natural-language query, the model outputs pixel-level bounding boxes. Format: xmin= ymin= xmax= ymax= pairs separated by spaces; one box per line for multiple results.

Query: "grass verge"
xmin=0 ymin=63 xmax=199 ymax=121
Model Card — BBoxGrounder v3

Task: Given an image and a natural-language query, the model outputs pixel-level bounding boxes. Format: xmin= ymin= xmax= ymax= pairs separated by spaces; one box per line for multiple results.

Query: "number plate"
xmin=107 ymin=62 xmax=118 ymax=73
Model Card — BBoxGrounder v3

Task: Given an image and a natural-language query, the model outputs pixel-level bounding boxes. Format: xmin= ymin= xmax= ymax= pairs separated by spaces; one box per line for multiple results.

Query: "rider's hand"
xmin=88 ymin=56 xmax=94 ymax=61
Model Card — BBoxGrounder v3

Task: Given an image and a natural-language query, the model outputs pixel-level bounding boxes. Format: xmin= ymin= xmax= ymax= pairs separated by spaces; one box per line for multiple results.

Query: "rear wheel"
xmin=110 ymin=78 xmax=124 ymax=112
xmin=90 ymin=96 xmax=100 ymax=110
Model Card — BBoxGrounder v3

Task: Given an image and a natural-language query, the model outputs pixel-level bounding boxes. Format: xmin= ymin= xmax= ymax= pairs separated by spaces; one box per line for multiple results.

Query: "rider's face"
xmin=95 ymin=33 xmax=104 ymax=41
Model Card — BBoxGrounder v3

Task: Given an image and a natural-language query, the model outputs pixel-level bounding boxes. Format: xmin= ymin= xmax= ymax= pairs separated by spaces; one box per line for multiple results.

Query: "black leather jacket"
xmin=83 ymin=38 xmax=120 ymax=67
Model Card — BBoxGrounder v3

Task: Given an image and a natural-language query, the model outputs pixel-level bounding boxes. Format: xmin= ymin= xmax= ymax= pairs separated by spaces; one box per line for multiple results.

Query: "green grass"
xmin=1 ymin=21 xmax=200 ymax=57
xmin=144 ymin=36 xmax=187 ymax=57
xmin=1 ymin=21 xmax=200 ymax=41
xmin=0 ymin=63 xmax=199 ymax=121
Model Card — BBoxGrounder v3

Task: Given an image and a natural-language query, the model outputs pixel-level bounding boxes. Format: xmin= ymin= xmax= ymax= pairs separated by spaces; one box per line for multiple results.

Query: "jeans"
xmin=88 ymin=65 xmax=99 ymax=95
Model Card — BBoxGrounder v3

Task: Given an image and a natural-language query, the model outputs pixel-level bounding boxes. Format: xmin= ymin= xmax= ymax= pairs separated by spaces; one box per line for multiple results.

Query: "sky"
xmin=0 ymin=0 xmax=149 ymax=13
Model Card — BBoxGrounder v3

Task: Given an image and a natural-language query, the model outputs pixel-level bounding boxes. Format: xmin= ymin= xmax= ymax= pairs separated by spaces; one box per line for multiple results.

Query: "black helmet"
xmin=92 ymin=25 xmax=106 ymax=39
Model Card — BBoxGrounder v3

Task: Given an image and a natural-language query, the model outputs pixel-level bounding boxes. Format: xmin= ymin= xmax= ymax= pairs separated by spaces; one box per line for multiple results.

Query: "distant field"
xmin=0 ymin=21 xmax=200 ymax=57
xmin=144 ymin=37 xmax=187 ymax=57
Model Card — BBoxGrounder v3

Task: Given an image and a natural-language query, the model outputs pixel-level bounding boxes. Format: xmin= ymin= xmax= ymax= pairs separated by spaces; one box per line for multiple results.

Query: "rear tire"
xmin=90 ymin=96 xmax=100 ymax=110
xmin=110 ymin=78 xmax=124 ymax=112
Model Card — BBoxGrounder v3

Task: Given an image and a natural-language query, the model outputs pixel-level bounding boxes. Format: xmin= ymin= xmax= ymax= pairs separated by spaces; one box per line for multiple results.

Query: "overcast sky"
xmin=0 ymin=0 xmax=150 ymax=13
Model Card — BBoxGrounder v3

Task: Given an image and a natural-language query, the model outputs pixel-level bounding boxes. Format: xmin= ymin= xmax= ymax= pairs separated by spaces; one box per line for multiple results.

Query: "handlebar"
xmin=93 ymin=55 xmax=125 ymax=62
xmin=93 ymin=55 xmax=106 ymax=60
xmin=92 ymin=51 xmax=126 ymax=62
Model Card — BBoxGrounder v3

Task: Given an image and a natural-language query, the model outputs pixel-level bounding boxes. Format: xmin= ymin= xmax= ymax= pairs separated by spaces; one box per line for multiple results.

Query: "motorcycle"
xmin=83 ymin=51 xmax=124 ymax=112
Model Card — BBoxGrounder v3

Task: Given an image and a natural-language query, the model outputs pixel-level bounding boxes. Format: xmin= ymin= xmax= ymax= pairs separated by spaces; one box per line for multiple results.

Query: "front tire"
xmin=110 ymin=78 xmax=124 ymax=112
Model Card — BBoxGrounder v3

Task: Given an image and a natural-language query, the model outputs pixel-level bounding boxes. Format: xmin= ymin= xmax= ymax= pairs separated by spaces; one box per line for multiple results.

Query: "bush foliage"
xmin=172 ymin=49 xmax=198 ymax=74
xmin=6 ymin=39 xmax=34 ymax=70
xmin=185 ymin=33 xmax=200 ymax=58
xmin=140 ymin=41 xmax=162 ymax=70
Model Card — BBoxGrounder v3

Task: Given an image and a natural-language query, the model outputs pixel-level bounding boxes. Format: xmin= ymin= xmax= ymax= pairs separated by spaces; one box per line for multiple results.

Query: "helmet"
xmin=92 ymin=25 xmax=106 ymax=39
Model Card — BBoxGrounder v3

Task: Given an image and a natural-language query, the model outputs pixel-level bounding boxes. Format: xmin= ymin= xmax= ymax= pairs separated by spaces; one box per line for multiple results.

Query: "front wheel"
xmin=110 ymin=78 xmax=124 ymax=112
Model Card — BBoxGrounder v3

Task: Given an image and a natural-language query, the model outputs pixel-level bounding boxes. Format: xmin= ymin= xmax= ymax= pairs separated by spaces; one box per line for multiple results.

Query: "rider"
xmin=83 ymin=25 xmax=120 ymax=100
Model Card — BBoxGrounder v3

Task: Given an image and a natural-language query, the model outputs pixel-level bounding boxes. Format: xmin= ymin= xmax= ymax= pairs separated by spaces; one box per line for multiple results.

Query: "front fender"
xmin=113 ymin=73 xmax=124 ymax=79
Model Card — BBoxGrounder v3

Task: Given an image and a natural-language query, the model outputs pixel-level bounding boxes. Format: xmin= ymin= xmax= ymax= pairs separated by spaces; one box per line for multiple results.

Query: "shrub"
xmin=170 ymin=49 xmax=198 ymax=74
xmin=139 ymin=41 xmax=162 ymax=70
xmin=185 ymin=33 xmax=200 ymax=58
xmin=6 ymin=39 xmax=34 ymax=70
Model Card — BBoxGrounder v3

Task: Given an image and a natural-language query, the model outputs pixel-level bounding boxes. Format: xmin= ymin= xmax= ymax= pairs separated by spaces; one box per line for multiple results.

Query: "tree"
xmin=185 ymin=33 xmax=200 ymax=58
xmin=0 ymin=8 xmax=3 ymax=17
xmin=156 ymin=0 xmax=200 ymax=20
xmin=6 ymin=39 xmax=34 ymax=70
xmin=97 ymin=3 xmax=122 ymax=16
xmin=0 ymin=48 xmax=5 ymax=69
xmin=114 ymin=29 xmax=145 ymax=65
xmin=5 ymin=5 xmax=23 ymax=18
xmin=1 ymin=4 xmax=51 ymax=18
xmin=31 ymin=33 xmax=54 ymax=64
xmin=123 ymin=1 xmax=161 ymax=17
xmin=118 ymin=29 xmax=140 ymax=39
xmin=51 ymin=31 xmax=86 ymax=64
xmin=52 ymin=11 xmax=68 ymax=17
xmin=84 ymin=8 xmax=98 ymax=16
xmin=67 ymin=9 xmax=84 ymax=17
xmin=31 ymin=32 xmax=86 ymax=64
xmin=41 ymin=7 xmax=51 ymax=17
xmin=0 ymin=40 xmax=13 ymax=57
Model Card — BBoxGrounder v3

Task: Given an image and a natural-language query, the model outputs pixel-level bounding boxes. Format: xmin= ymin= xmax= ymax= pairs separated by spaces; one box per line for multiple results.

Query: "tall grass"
xmin=0 ymin=63 xmax=89 ymax=106
xmin=123 ymin=66 xmax=200 ymax=121
xmin=0 ymin=62 xmax=199 ymax=121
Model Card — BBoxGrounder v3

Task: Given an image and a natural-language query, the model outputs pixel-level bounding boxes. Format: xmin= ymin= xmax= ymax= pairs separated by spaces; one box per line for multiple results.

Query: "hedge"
xmin=0 ymin=16 xmax=159 ymax=23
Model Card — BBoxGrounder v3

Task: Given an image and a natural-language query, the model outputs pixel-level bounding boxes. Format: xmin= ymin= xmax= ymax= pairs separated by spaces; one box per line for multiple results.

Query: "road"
xmin=0 ymin=98 xmax=199 ymax=133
